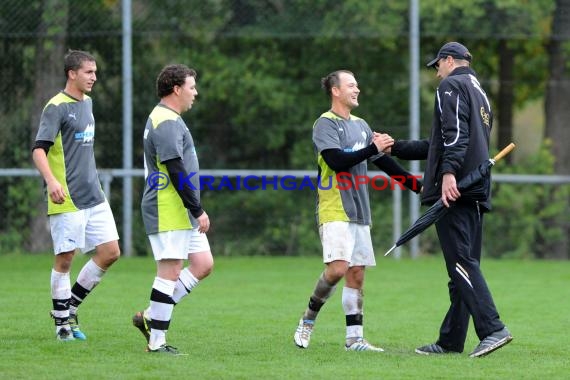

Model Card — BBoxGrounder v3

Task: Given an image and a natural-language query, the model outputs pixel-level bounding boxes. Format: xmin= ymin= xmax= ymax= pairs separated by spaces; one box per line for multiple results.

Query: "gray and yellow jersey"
xmin=313 ymin=111 xmax=379 ymax=226
xmin=35 ymin=91 xmax=105 ymax=215
xmin=141 ymin=104 xmax=199 ymax=234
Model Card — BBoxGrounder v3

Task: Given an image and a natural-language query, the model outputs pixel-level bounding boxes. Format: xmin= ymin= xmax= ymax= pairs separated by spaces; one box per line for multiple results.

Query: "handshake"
xmin=372 ymin=132 xmax=394 ymax=154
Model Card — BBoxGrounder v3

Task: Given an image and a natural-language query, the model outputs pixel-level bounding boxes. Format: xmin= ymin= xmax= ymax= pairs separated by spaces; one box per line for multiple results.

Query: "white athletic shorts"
xmin=319 ymin=221 xmax=376 ymax=267
xmin=49 ymin=200 xmax=119 ymax=255
xmin=148 ymin=229 xmax=211 ymax=261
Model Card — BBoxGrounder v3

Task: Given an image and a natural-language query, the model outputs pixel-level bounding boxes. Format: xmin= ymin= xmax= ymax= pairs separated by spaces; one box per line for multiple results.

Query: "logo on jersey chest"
xmin=74 ymin=123 xmax=95 ymax=143
xmin=350 ymin=141 xmax=367 ymax=151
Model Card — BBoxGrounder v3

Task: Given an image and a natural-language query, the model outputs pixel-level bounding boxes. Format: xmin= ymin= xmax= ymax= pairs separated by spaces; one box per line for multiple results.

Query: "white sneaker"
xmin=345 ymin=338 xmax=384 ymax=352
xmin=294 ymin=319 xmax=314 ymax=348
xmin=56 ymin=327 xmax=75 ymax=342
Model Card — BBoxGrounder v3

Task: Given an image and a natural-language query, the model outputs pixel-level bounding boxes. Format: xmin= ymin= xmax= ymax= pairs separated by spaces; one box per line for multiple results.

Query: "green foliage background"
xmin=0 ymin=0 xmax=568 ymax=258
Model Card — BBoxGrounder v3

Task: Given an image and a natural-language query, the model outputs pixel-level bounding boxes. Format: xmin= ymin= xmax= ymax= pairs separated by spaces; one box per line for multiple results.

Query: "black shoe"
xmin=415 ymin=343 xmax=459 ymax=355
xmin=469 ymin=327 xmax=513 ymax=358
xmin=147 ymin=344 xmax=186 ymax=356
xmin=132 ymin=310 xmax=151 ymax=343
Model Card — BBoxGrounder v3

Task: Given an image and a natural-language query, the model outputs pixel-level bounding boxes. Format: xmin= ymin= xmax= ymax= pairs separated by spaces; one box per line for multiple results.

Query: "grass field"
xmin=0 ymin=254 xmax=568 ymax=379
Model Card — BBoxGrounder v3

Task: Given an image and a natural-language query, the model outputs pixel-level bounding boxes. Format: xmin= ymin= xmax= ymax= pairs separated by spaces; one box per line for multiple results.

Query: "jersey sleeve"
xmin=153 ymin=120 xmax=185 ymax=163
xmin=35 ymin=104 xmax=63 ymax=142
xmin=313 ymin=117 xmax=342 ymax=153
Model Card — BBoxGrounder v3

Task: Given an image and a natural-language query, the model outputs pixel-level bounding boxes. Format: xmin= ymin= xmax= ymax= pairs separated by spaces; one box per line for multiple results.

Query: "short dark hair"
xmin=156 ymin=64 xmax=197 ymax=98
xmin=64 ymin=50 xmax=96 ymax=79
xmin=321 ymin=70 xmax=354 ymax=98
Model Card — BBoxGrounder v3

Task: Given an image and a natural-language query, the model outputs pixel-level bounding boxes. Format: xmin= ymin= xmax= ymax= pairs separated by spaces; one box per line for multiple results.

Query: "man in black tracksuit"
xmin=390 ymin=42 xmax=512 ymax=357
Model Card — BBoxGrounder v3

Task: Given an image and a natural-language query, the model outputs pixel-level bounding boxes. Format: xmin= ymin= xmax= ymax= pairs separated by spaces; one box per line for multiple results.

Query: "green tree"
xmin=420 ymin=0 xmax=554 ymax=156
xmin=544 ymin=0 xmax=570 ymax=258
xmin=28 ymin=0 xmax=69 ymax=252
xmin=1 ymin=0 xmax=567 ymax=258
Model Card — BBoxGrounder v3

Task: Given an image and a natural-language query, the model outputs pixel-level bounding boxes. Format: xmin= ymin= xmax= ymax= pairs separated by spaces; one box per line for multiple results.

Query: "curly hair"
xmin=156 ymin=64 xmax=197 ymax=98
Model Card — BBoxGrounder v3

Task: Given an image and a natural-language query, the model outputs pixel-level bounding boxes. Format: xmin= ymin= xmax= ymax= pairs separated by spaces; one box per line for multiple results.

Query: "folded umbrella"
xmin=384 ymin=143 xmax=516 ymax=256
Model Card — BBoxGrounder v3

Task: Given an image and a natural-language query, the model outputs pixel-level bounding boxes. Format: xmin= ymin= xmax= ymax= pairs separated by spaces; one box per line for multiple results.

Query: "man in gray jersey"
xmin=293 ymin=70 xmax=421 ymax=351
xmin=132 ymin=64 xmax=213 ymax=355
xmin=32 ymin=50 xmax=120 ymax=342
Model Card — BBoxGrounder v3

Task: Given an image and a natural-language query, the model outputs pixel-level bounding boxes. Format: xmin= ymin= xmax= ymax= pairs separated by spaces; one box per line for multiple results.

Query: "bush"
xmin=485 ymin=141 xmax=569 ymax=259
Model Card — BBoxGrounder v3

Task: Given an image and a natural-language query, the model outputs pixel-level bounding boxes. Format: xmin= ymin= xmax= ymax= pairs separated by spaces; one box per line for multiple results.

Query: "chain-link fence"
xmin=1 ymin=0 xmax=569 ymax=258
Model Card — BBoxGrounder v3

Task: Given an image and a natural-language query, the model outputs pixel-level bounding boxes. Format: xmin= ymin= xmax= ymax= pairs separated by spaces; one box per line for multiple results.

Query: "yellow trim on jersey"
xmin=47 ymin=133 xmax=77 ymax=214
xmin=320 ymin=110 xmax=363 ymax=121
xmin=156 ymin=159 xmax=192 ymax=231
xmin=45 ymin=92 xmax=91 ymax=109
xmin=46 ymin=93 xmax=82 ymax=214
xmin=150 ymin=106 xmax=193 ymax=231
xmin=150 ymin=106 xmax=178 ymax=129
xmin=317 ymin=155 xmax=349 ymax=223
xmin=314 ymin=112 xmax=349 ymax=224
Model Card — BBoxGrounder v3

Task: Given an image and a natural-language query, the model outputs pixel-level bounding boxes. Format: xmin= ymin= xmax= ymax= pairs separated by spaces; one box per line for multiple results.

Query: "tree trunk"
xmin=497 ymin=39 xmax=515 ymax=162
xmin=544 ymin=0 xmax=570 ymax=259
xmin=28 ymin=0 xmax=69 ymax=252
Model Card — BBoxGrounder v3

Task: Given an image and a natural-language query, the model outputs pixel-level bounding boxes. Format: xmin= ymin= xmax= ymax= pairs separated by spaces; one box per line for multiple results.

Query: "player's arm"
xmin=439 ymin=83 xmax=469 ymax=176
xmin=390 ymin=139 xmax=429 ymax=160
xmin=320 ymin=144 xmax=379 ymax=172
xmin=32 ymin=141 xmax=66 ymax=204
xmin=314 ymin=118 xmax=381 ymax=172
xmin=439 ymin=82 xmax=469 ymax=206
xmin=320 ymin=132 xmax=393 ymax=172
xmin=372 ymin=155 xmax=422 ymax=193
xmin=164 ymin=157 xmax=203 ymax=217
xmin=164 ymin=158 xmax=210 ymax=233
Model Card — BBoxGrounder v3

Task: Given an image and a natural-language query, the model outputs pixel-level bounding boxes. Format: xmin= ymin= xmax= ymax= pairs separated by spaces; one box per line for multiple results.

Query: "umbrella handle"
xmin=384 ymin=245 xmax=397 ymax=256
xmin=492 ymin=143 xmax=516 ymax=163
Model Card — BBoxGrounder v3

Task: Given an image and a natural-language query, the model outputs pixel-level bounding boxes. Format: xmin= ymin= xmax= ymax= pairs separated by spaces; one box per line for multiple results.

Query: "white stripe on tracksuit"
xmin=455 ymin=262 xmax=473 ymax=288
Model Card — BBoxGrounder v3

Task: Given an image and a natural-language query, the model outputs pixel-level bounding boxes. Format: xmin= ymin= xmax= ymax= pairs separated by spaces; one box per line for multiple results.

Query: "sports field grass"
xmin=0 ymin=254 xmax=568 ymax=379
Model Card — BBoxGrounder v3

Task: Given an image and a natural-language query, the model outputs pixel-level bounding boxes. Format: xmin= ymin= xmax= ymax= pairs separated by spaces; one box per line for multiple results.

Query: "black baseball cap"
xmin=427 ymin=42 xmax=472 ymax=68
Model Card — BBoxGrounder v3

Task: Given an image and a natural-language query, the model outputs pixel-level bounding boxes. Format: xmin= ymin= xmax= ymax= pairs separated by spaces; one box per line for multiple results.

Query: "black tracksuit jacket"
xmin=392 ymin=66 xmax=493 ymax=210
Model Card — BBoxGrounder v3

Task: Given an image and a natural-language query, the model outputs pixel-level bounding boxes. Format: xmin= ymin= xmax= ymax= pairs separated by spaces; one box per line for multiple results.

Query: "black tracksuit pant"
xmin=434 ymin=201 xmax=504 ymax=353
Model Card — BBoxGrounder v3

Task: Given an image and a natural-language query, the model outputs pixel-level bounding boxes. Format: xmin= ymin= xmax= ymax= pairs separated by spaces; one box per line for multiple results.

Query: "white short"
xmin=148 ymin=229 xmax=211 ymax=261
xmin=49 ymin=200 xmax=119 ymax=255
xmin=319 ymin=221 xmax=375 ymax=267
